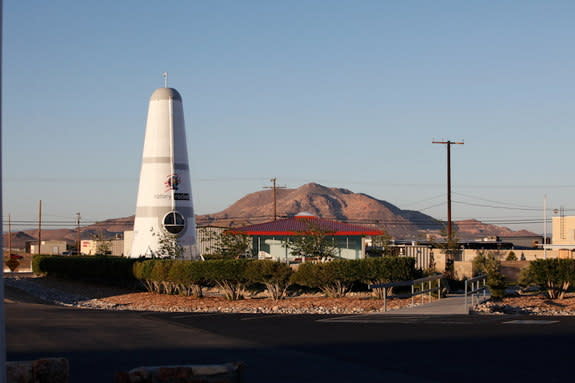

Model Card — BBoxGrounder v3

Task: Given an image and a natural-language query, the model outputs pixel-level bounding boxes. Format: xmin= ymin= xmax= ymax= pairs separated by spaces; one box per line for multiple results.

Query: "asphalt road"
xmin=6 ymin=288 xmax=575 ymax=383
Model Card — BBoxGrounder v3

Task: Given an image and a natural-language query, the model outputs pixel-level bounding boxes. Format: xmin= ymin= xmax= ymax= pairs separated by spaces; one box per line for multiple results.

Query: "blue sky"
xmin=4 ymin=1 xmax=575 ymax=233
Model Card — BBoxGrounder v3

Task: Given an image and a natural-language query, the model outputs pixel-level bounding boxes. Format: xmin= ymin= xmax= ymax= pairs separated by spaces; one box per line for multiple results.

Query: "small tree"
xmin=95 ymin=240 xmax=112 ymax=256
xmin=284 ymin=221 xmax=338 ymax=260
xmin=369 ymin=232 xmax=395 ymax=257
xmin=434 ymin=226 xmax=461 ymax=277
xmin=203 ymin=229 xmax=251 ymax=259
xmin=91 ymin=231 xmax=112 ymax=255
xmin=473 ymin=251 xmax=506 ymax=300
xmin=505 ymin=251 xmax=517 ymax=261
xmin=152 ymin=229 xmax=184 ymax=259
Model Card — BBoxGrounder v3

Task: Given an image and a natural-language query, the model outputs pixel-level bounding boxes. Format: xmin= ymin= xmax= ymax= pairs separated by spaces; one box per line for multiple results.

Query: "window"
xmin=163 ymin=211 xmax=185 ymax=234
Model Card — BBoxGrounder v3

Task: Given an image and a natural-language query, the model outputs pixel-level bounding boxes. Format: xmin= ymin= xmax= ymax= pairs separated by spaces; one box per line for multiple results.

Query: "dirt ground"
xmin=4 ymin=275 xmax=421 ymax=314
xmin=7 ymin=274 xmax=575 ymax=315
xmin=475 ymin=292 xmax=575 ymax=315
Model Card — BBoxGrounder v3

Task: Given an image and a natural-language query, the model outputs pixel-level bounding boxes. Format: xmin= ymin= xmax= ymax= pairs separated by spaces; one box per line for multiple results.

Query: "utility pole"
xmin=37 ymin=200 xmax=42 ymax=256
xmin=432 ymin=140 xmax=464 ymax=245
xmin=7 ymin=214 xmax=11 ymax=257
xmin=76 ymin=212 xmax=81 ymax=255
xmin=0 ymin=2 xmax=6 ymax=380
xmin=263 ymin=178 xmax=286 ymax=221
xmin=543 ymin=195 xmax=547 ymax=259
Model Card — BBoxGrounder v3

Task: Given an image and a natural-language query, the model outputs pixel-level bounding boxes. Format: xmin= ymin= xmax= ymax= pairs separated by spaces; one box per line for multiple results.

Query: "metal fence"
xmin=464 ymin=274 xmax=487 ymax=312
xmin=369 ymin=273 xmax=443 ymax=312
xmin=392 ymin=245 xmax=434 ymax=270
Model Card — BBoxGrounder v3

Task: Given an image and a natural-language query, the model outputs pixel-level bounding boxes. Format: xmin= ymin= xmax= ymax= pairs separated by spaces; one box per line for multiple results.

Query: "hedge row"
xmin=32 ymin=255 xmax=137 ymax=283
xmin=292 ymin=258 xmax=416 ymax=297
xmin=33 ymin=256 xmax=417 ymax=300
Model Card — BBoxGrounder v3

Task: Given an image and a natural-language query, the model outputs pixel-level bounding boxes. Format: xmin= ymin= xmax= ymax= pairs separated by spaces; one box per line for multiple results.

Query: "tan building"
xmin=29 ymin=240 xmax=68 ymax=255
xmin=80 ymin=239 xmax=124 ymax=256
xmin=547 ymin=216 xmax=575 ymax=258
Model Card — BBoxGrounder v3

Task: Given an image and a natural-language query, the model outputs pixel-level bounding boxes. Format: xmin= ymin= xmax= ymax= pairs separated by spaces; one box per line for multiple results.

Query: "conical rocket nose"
xmin=130 ymin=87 xmax=197 ymax=259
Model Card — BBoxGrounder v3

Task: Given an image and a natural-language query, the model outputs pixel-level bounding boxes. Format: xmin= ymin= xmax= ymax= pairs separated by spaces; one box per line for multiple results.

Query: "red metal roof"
xmin=231 ymin=215 xmax=384 ymax=236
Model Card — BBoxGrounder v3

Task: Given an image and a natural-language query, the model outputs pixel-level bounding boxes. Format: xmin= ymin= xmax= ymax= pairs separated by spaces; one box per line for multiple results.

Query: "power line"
xmin=452 ymin=191 xmax=541 ymax=209
xmin=453 ymin=200 xmax=545 ymax=211
xmin=400 ymin=193 xmax=446 ymax=208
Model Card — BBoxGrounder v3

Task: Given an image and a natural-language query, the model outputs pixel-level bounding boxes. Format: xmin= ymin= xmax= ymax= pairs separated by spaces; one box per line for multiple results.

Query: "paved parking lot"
xmin=6 ymin=290 xmax=575 ymax=382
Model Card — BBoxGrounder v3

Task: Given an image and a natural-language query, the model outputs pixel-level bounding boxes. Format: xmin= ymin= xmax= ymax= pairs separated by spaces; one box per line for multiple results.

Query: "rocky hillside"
xmin=5 ymin=183 xmax=536 ymax=246
xmin=198 ymin=183 xmax=535 ymax=239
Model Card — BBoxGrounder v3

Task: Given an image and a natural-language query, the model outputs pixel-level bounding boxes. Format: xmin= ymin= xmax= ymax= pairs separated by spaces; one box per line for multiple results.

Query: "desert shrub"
xmin=521 ymin=259 xmax=575 ymax=299
xmin=473 ymin=251 xmax=505 ymax=300
xmin=167 ymin=261 xmax=206 ymax=297
xmin=245 ymin=260 xmax=293 ymax=300
xmin=133 ymin=260 xmax=157 ymax=291
xmin=291 ymin=260 xmax=363 ymax=298
xmin=506 ymin=251 xmax=517 ymax=261
xmin=33 ymin=255 xmax=136 ymax=284
xmin=361 ymin=257 xmax=417 ymax=298
xmin=150 ymin=260 xmax=175 ymax=294
xmin=202 ymin=259 xmax=251 ymax=300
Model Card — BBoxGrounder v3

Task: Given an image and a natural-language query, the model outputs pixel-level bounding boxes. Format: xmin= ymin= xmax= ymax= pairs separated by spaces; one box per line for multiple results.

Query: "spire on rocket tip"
xmin=162 ymin=72 xmax=168 ymax=88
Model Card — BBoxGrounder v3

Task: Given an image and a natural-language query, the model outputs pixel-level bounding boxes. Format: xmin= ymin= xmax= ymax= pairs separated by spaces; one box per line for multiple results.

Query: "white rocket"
xmin=130 ymin=85 xmax=198 ymax=259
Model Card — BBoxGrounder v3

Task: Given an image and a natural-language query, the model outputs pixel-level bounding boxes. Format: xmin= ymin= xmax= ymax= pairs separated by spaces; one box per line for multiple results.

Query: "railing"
xmin=369 ymin=274 xmax=443 ymax=312
xmin=464 ymin=274 xmax=487 ymax=312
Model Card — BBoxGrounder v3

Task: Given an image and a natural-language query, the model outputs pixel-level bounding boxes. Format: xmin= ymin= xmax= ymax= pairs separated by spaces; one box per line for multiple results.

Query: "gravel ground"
xmin=474 ymin=293 xmax=575 ymax=315
xmin=8 ymin=274 xmax=575 ymax=316
xmin=3 ymin=274 xmax=418 ymax=314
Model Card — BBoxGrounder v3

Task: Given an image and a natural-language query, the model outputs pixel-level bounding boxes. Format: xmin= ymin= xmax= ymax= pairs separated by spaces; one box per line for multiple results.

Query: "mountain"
xmin=198 ymin=183 xmax=536 ymax=239
xmin=4 ymin=217 xmax=134 ymax=250
xmin=452 ymin=219 xmax=537 ymax=239
xmin=5 ymin=183 xmax=536 ymax=245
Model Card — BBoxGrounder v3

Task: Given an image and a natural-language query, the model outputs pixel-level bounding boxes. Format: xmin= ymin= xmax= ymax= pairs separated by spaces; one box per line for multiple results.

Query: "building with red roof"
xmin=232 ymin=212 xmax=384 ymax=262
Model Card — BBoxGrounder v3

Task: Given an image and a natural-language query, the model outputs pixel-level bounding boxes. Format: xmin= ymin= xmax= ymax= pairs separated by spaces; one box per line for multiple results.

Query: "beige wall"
xmin=552 ymin=216 xmax=575 ymax=246
xmin=454 ymin=261 xmax=473 ymax=280
xmin=30 ymin=241 xmax=67 ymax=255
xmin=458 ymin=249 xmax=564 ymax=262
xmin=80 ymin=240 xmax=98 ymax=255
xmin=81 ymin=239 xmax=124 ymax=256
xmin=124 ymin=231 xmax=134 ymax=257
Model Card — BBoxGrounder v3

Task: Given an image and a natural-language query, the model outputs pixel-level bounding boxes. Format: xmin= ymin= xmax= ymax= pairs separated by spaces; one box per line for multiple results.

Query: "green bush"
xmin=360 ymin=257 xmax=417 ymax=298
xmin=202 ymin=259 xmax=251 ymax=300
xmin=291 ymin=260 xmax=363 ymax=297
xmin=506 ymin=251 xmax=517 ymax=261
xmin=473 ymin=251 xmax=505 ymax=300
xmin=133 ymin=259 xmax=254 ymax=299
xmin=33 ymin=255 xmax=136 ymax=284
xmin=167 ymin=261 xmax=207 ymax=297
xmin=150 ymin=260 xmax=175 ymax=294
xmin=522 ymin=259 xmax=575 ymax=299
xmin=361 ymin=257 xmax=416 ymax=282
xmin=245 ymin=260 xmax=293 ymax=300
